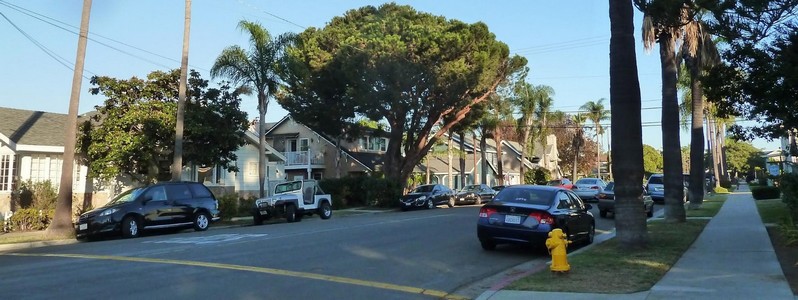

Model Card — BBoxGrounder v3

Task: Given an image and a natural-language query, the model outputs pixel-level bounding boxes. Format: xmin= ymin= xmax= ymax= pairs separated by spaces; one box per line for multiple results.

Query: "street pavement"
xmin=478 ymin=183 xmax=797 ymax=300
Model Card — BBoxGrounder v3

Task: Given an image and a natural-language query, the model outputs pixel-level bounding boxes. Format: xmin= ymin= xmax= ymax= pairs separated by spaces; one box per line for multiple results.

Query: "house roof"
xmin=0 ymin=107 xmax=94 ymax=147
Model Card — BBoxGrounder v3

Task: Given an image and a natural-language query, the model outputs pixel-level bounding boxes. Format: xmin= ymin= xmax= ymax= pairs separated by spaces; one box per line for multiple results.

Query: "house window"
xmin=300 ymin=138 xmax=309 ymax=151
xmin=0 ymin=155 xmax=10 ymax=191
xmin=359 ymin=136 xmax=388 ymax=152
xmin=30 ymin=154 xmax=62 ymax=185
xmin=312 ymin=172 xmax=323 ymax=180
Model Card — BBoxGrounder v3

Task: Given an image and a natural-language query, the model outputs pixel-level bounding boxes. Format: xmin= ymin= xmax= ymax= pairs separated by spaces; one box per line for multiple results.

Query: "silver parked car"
xmin=573 ymin=178 xmax=607 ymax=201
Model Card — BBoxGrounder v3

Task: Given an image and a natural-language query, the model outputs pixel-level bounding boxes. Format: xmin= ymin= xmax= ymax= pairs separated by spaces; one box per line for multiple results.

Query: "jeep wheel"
xmin=447 ymin=197 xmax=454 ymax=208
xmin=194 ymin=213 xmax=210 ymax=231
xmin=122 ymin=216 xmax=140 ymax=238
xmin=253 ymin=213 xmax=263 ymax=225
xmin=285 ymin=205 xmax=297 ymax=222
xmin=318 ymin=202 xmax=332 ymax=220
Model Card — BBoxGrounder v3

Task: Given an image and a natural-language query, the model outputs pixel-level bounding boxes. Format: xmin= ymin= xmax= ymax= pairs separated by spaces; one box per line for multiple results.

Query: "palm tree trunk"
xmin=521 ymin=122 xmax=531 ymax=183
xmin=448 ymin=132 xmax=453 ymax=188
xmin=595 ymin=125 xmax=601 ymax=179
xmin=714 ymin=120 xmax=723 ymax=188
xmin=258 ymin=92 xmax=268 ymax=198
xmin=659 ymin=31 xmax=686 ymax=223
xmin=606 ymin=127 xmax=612 ymax=180
xmin=425 ymin=155 xmax=431 ymax=184
xmin=473 ymin=131 xmax=479 ymax=184
xmin=48 ymin=0 xmax=92 ymax=236
xmin=688 ymin=56 xmax=705 ymax=208
xmin=496 ymin=131 xmax=505 ymax=185
xmin=572 ymin=129 xmax=581 ymax=181
xmin=172 ymin=0 xmax=191 ymax=181
xmin=459 ymin=132 xmax=466 ymax=188
xmin=480 ymin=133 xmax=488 ymax=184
xmin=708 ymin=115 xmax=721 ymax=189
xmin=610 ymin=0 xmax=647 ymax=248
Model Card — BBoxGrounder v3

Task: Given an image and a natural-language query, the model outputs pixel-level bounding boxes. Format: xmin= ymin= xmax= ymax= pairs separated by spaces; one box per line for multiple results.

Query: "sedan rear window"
xmin=647 ymin=176 xmax=663 ymax=184
xmin=576 ymin=179 xmax=596 ymax=185
xmin=605 ymin=182 xmax=615 ymax=191
xmin=493 ymin=187 xmax=554 ymax=206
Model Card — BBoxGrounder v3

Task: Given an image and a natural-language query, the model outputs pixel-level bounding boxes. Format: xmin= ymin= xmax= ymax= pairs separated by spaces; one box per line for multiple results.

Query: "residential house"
xmin=418 ymin=133 xmax=561 ymax=190
xmin=263 ymin=115 xmax=384 ymax=181
xmin=0 ymin=106 xmax=289 ymax=216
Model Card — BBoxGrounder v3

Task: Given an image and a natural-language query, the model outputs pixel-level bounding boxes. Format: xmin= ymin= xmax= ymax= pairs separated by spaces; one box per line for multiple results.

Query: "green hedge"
xmin=320 ymin=176 xmax=403 ymax=209
xmin=779 ymin=173 xmax=798 ymax=220
xmin=751 ymin=186 xmax=781 ymax=200
xmin=8 ymin=208 xmax=54 ymax=231
xmin=217 ymin=193 xmax=258 ymax=220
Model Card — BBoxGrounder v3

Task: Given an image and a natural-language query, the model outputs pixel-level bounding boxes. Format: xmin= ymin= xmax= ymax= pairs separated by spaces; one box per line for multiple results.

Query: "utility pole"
xmin=172 ymin=0 xmax=192 ymax=181
xmin=48 ymin=0 xmax=92 ymax=236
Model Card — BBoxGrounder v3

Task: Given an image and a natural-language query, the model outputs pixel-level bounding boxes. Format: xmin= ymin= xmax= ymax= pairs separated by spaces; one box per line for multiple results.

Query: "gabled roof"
xmin=0 ymin=107 xmax=95 ymax=149
xmin=243 ymin=130 xmax=287 ymax=162
xmin=264 ymin=114 xmax=374 ymax=171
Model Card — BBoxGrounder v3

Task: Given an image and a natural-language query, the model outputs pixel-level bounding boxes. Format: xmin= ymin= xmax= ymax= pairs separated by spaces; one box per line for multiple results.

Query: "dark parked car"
xmin=491 ymin=185 xmax=506 ymax=192
xmin=477 ymin=185 xmax=595 ymax=251
xmin=399 ymin=184 xmax=455 ymax=211
xmin=455 ymin=184 xmax=496 ymax=205
xmin=596 ymin=182 xmax=654 ymax=218
xmin=75 ymin=182 xmax=220 ymax=240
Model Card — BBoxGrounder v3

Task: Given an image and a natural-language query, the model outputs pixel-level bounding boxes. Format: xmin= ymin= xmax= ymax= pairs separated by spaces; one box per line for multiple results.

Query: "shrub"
xmin=237 ymin=196 xmax=257 ymax=217
xmin=361 ymin=177 xmax=402 ymax=208
xmin=11 ymin=180 xmax=58 ymax=211
xmin=218 ymin=193 xmax=240 ymax=221
xmin=719 ymin=178 xmax=732 ymax=189
xmin=778 ymin=173 xmax=798 ymax=220
xmin=758 ymin=177 xmax=769 ymax=186
xmin=320 ymin=176 xmax=402 ymax=208
xmin=525 ymin=167 xmax=552 ymax=185
xmin=714 ymin=186 xmax=729 ymax=194
xmin=8 ymin=208 xmax=54 ymax=231
xmin=751 ymin=186 xmax=781 ymax=200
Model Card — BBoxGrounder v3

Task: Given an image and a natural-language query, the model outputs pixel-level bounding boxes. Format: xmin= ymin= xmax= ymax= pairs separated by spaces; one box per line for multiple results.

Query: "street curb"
xmin=0 ymin=239 xmax=78 ymax=253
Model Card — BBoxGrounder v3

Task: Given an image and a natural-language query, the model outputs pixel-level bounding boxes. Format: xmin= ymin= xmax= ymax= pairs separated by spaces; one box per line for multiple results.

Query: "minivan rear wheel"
xmin=122 ymin=216 xmax=140 ymax=238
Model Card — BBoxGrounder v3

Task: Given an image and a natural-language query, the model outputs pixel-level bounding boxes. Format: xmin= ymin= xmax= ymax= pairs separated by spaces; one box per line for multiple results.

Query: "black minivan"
xmin=75 ymin=182 xmax=220 ymax=239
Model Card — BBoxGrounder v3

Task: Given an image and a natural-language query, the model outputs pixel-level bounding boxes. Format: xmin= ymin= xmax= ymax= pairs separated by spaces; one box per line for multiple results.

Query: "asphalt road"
xmin=0 ymin=203 xmax=662 ymax=300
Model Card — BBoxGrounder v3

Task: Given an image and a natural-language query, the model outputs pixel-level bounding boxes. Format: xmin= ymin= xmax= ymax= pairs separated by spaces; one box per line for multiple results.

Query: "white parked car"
xmin=573 ymin=178 xmax=607 ymax=201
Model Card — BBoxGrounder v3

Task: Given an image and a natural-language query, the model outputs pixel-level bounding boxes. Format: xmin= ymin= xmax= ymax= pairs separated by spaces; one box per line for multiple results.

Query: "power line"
xmin=511 ymin=35 xmax=609 ymax=52
xmin=0 ymin=10 xmax=94 ymax=79
xmin=0 ymin=0 xmax=208 ymax=72
xmin=236 ymin=0 xmax=307 ymax=30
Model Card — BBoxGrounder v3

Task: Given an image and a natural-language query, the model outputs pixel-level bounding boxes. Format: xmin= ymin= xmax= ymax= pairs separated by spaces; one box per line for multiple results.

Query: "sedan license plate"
xmin=78 ymin=223 xmax=87 ymax=230
xmin=505 ymin=215 xmax=522 ymax=224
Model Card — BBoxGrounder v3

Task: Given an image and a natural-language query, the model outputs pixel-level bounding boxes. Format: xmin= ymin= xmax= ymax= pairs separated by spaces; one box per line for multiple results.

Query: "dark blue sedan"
xmin=477 ymin=185 xmax=595 ymax=250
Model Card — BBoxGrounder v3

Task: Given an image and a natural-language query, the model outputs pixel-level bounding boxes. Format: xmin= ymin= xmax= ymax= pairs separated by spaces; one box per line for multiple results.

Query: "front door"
xmin=140 ymin=186 xmax=173 ymax=226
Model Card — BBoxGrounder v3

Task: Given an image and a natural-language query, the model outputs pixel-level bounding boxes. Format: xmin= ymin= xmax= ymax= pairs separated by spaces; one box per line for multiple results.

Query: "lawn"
xmin=507 ymin=193 xmax=727 ymax=293
xmin=755 ymin=198 xmax=791 ymax=224
xmin=0 ymin=231 xmax=73 ymax=245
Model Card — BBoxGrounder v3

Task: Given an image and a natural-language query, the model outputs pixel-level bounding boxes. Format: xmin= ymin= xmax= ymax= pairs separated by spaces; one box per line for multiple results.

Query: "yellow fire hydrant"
xmin=545 ymin=228 xmax=572 ymax=273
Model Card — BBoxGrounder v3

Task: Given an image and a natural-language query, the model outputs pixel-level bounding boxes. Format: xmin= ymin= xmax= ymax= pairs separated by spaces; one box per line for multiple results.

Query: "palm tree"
xmin=478 ymin=93 xmax=514 ymax=185
xmin=580 ymin=98 xmax=610 ymax=179
xmin=171 ymin=0 xmax=191 ymax=181
xmin=513 ymin=82 xmax=554 ymax=182
xmin=571 ymin=113 xmax=588 ymax=181
xmin=211 ymin=21 xmax=294 ymax=197
xmin=49 ymin=0 xmax=93 ymax=236
xmin=640 ymin=1 xmax=688 ymax=222
xmin=676 ymin=21 xmax=721 ymax=207
xmin=610 ymin=0 xmax=647 ymax=248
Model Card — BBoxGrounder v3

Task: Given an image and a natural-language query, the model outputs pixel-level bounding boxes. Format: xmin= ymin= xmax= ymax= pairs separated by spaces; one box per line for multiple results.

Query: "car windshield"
xmin=576 ymin=178 xmax=597 ymax=185
xmin=459 ymin=185 xmax=480 ymax=192
xmin=605 ymin=182 xmax=615 ymax=191
xmin=412 ymin=185 xmax=434 ymax=193
xmin=648 ymin=176 xmax=663 ymax=184
xmin=105 ymin=187 xmax=144 ymax=206
xmin=275 ymin=181 xmax=302 ymax=194
xmin=492 ymin=187 xmax=553 ymax=206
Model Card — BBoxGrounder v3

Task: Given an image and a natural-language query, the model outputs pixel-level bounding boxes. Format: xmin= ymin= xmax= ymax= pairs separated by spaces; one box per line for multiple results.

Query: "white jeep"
xmin=252 ymin=180 xmax=333 ymax=224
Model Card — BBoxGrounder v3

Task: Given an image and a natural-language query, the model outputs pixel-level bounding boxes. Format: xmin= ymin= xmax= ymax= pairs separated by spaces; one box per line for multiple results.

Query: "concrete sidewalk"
xmin=480 ymin=184 xmax=796 ymax=299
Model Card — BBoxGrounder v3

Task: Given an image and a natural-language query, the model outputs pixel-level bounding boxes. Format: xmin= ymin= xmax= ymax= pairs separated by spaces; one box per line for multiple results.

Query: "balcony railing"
xmin=283 ymin=151 xmax=324 ymax=166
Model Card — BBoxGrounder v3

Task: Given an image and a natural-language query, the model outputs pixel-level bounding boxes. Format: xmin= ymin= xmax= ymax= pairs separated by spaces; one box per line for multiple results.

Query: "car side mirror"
xmin=584 ymin=203 xmax=593 ymax=210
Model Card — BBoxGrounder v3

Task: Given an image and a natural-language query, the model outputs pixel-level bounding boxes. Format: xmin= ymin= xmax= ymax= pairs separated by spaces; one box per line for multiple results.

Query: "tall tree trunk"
xmin=496 ymin=131 xmax=505 ymax=185
xmin=659 ymin=31 xmax=686 ymax=223
xmin=708 ymin=114 xmax=721 ymax=189
xmin=572 ymin=129 xmax=581 ymax=181
xmin=719 ymin=123 xmax=729 ymax=183
xmin=448 ymin=132 xmax=453 ymax=188
xmin=258 ymin=92 xmax=268 ymax=198
xmin=606 ymin=128 xmax=612 ymax=180
xmin=687 ymin=56 xmax=705 ymax=208
xmin=172 ymin=0 xmax=191 ymax=181
xmin=480 ymin=133 xmax=488 ymax=184
xmin=473 ymin=131 xmax=479 ymax=185
xmin=48 ymin=0 xmax=92 ymax=237
xmin=425 ymin=155 xmax=431 ymax=184
xmin=521 ymin=120 xmax=532 ymax=183
xmin=459 ymin=132 xmax=466 ymax=188
xmin=610 ymin=0 xmax=647 ymax=248
xmin=595 ymin=125 xmax=601 ymax=179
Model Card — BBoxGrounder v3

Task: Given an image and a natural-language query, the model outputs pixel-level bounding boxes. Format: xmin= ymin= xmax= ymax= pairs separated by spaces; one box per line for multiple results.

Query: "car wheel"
xmin=318 ymin=201 xmax=332 ymax=220
xmin=599 ymin=210 xmax=608 ymax=218
xmin=447 ymin=197 xmax=455 ymax=208
xmin=480 ymin=240 xmax=496 ymax=251
xmin=253 ymin=213 xmax=263 ymax=225
xmin=194 ymin=212 xmax=210 ymax=231
xmin=426 ymin=199 xmax=435 ymax=209
xmin=285 ymin=205 xmax=297 ymax=222
xmin=646 ymin=206 xmax=654 ymax=218
xmin=121 ymin=216 xmax=140 ymax=238
xmin=586 ymin=224 xmax=595 ymax=245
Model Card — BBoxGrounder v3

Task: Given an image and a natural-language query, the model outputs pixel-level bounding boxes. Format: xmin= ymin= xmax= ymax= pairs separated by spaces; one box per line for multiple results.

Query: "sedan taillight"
xmin=479 ymin=207 xmax=497 ymax=218
xmin=529 ymin=211 xmax=554 ymax=224
xmin=591 ymin=186 xmax=600 ymax=190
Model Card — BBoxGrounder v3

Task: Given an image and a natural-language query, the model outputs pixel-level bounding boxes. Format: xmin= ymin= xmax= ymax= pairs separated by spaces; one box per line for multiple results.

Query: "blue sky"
xmin=0 ymin=0 xmax=780 ymax=151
